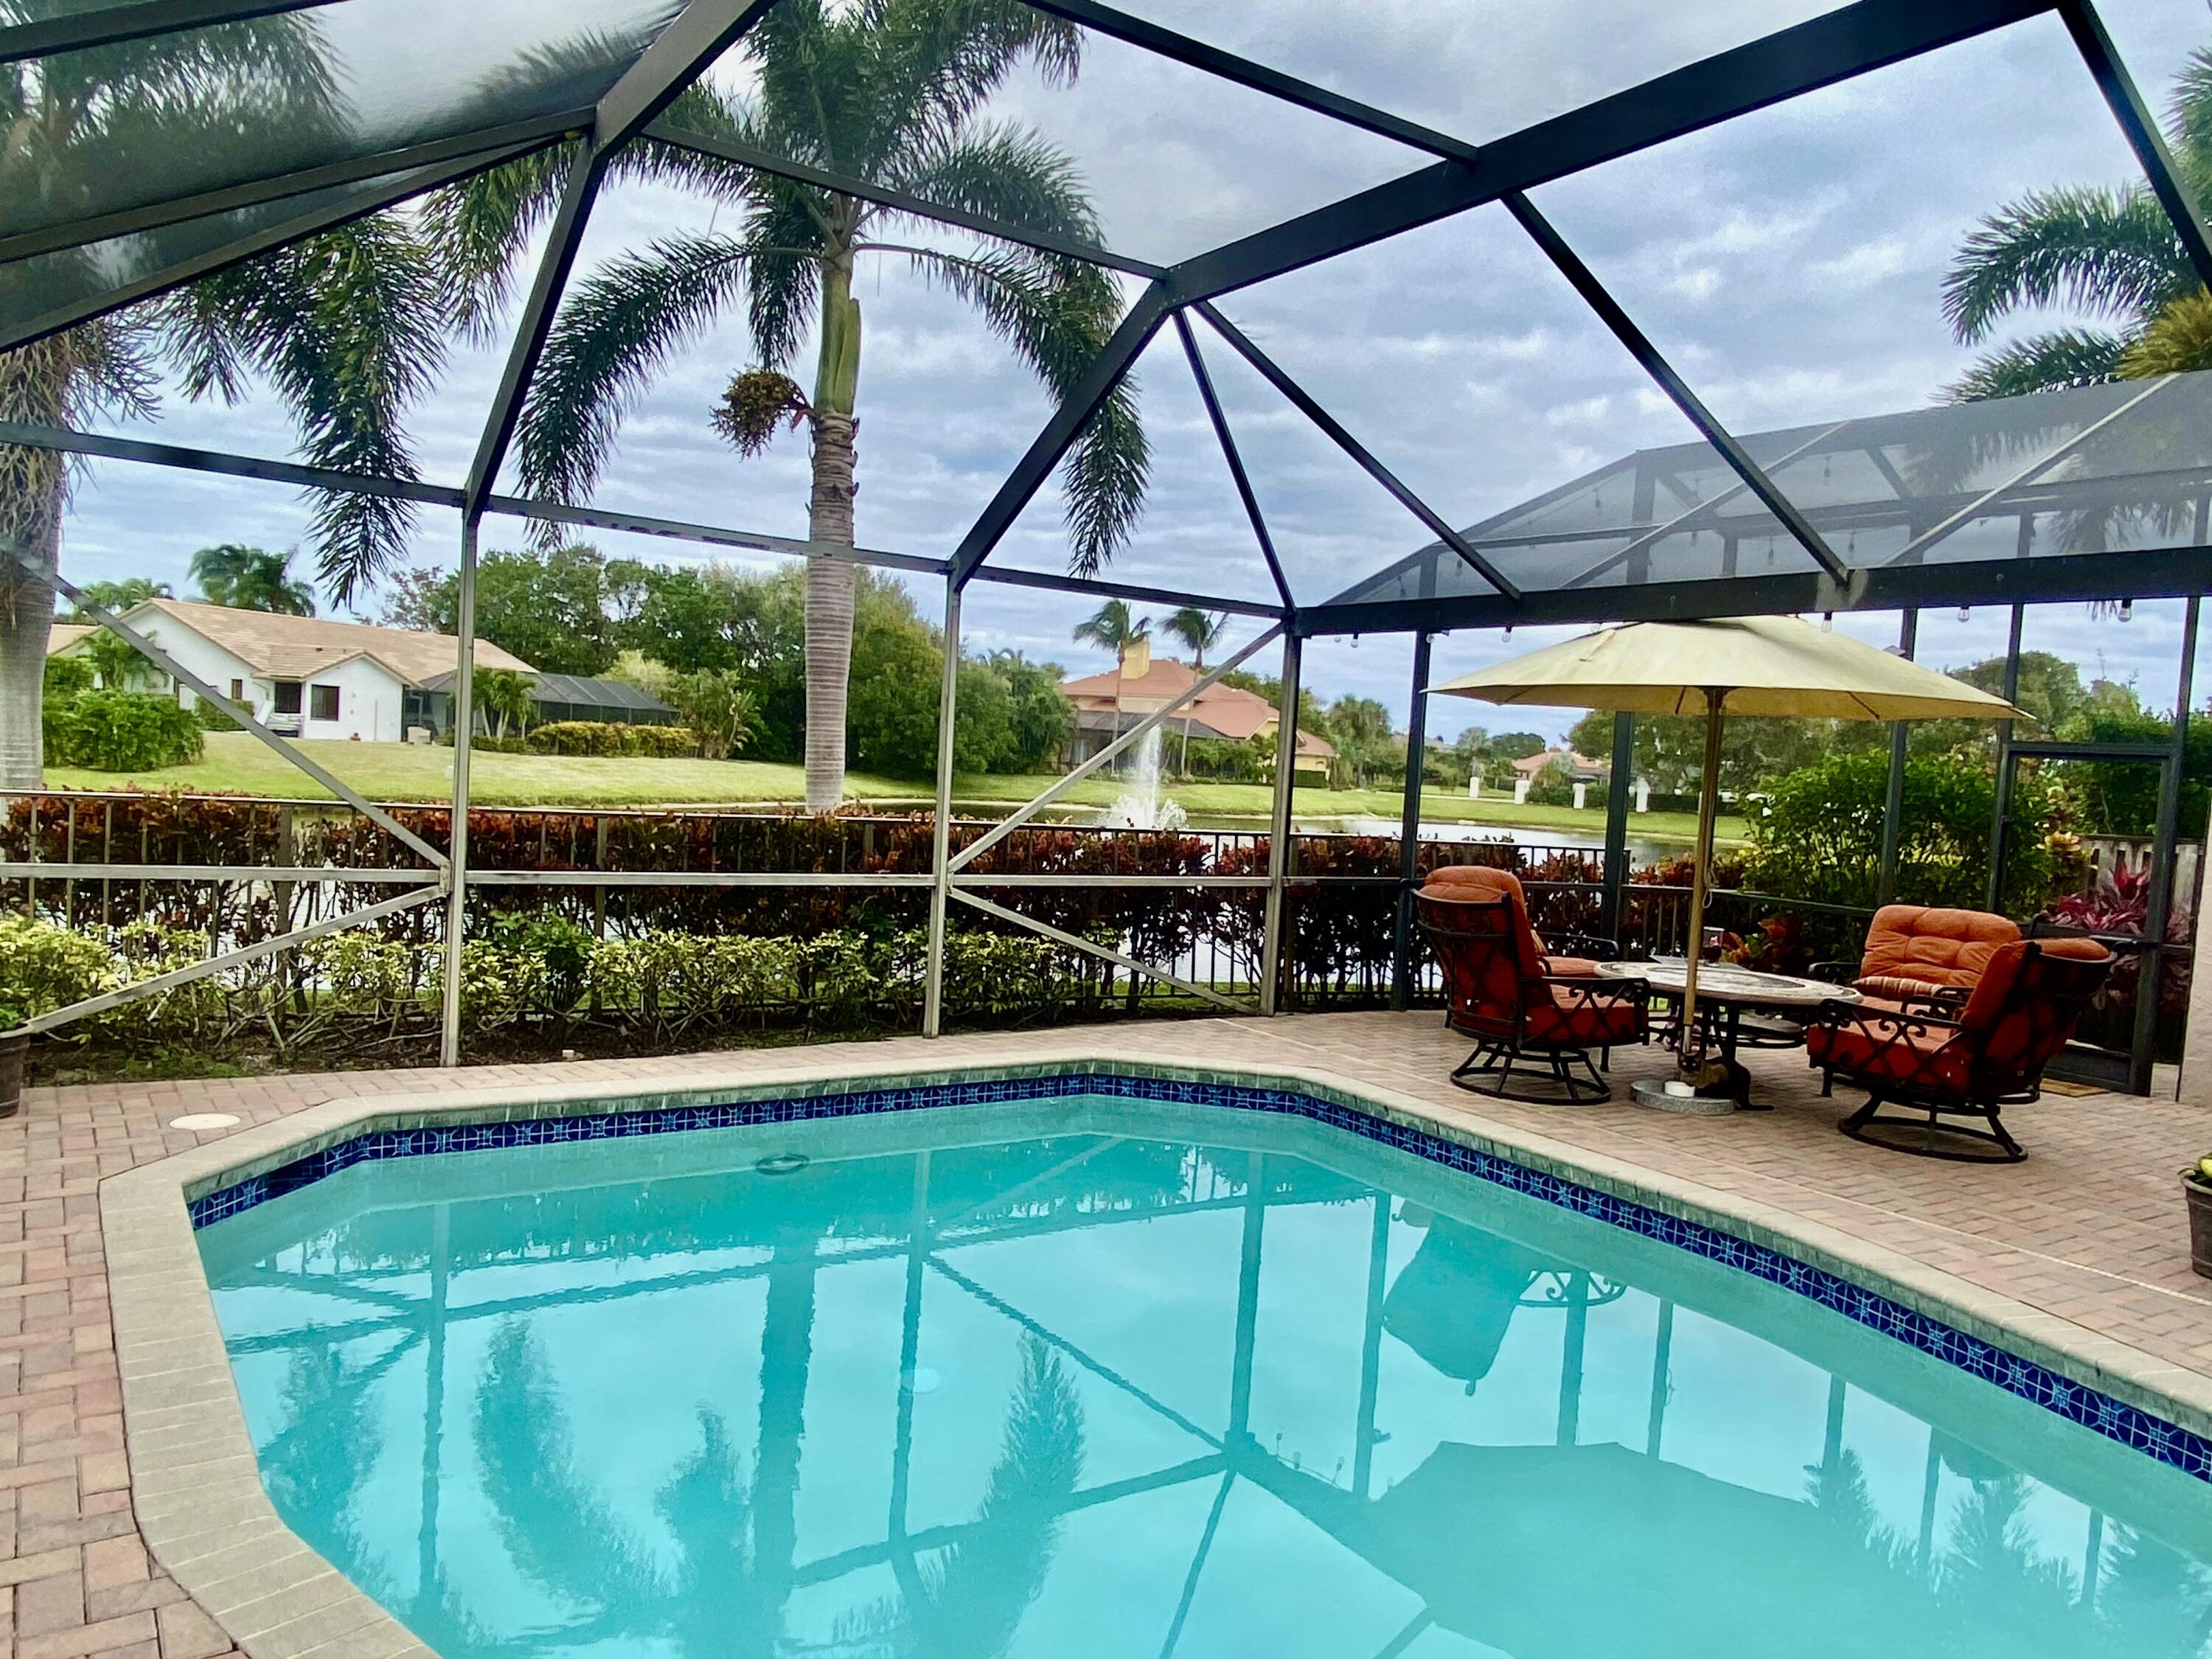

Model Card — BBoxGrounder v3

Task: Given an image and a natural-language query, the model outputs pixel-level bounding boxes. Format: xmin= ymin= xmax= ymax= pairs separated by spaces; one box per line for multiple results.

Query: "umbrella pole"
xmin=1677 ymin=689 xmax=1725 ymax=1085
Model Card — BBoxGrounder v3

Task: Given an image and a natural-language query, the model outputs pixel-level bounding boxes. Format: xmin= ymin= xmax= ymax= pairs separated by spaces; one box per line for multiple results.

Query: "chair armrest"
xmin=1538 ymin=973 xmax=1649 ymax=1011
xmin=1806 ymin=960 xmax=1858 ymax=984
xmin=1893 ymin=985 xmax=1969 ymax=1019
xmin=1546 ymin=932 xmax=1623 ymax=961
xmin=1807 ymin=997 xmax=1962 ymax=1042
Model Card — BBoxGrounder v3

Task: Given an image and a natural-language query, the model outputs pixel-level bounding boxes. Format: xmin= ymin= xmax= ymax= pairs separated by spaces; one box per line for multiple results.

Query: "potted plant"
xmin=2184 ymin=1157 xmax=2212 ymax=1279
xmin=0 ymin=1006 xmax=26 ymax=1120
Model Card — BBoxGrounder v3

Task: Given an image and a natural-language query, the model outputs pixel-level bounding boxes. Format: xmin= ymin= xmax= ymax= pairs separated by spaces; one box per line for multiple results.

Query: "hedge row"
xmin=526 ymin=721 xmax=700 ymax=759
xmin=42 ymin=692 xmax=204 ymax=772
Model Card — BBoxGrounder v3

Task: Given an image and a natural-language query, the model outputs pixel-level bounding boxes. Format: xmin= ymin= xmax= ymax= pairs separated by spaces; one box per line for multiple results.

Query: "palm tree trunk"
xmin=803 ymin=259 xmax=862 ymax=814
xmin=803 ymin=428 xmax=858 ymax=813
xmin=0 ymin=512 xmax=58 ymax=790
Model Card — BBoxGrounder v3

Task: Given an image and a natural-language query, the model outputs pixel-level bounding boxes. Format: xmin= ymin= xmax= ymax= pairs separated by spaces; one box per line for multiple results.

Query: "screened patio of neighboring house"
xmin=1 ymin=0 xmax=2211 ymax=1098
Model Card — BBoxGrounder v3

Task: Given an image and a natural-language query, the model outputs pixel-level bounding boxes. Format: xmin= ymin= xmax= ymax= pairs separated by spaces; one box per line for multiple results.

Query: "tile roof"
xmin=1064 ymin=656 xmax=1335 ymax=756
xmin=44 ymin=622 xmax=91 ymax=655
xmin=120 ymin=599 xmax=533 ymax=684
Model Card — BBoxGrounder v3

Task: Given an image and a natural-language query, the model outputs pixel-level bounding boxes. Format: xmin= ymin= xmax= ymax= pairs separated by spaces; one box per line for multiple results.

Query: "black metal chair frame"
xmin=1418 ymin=902 xmax=1650 ymax=1106
xmin=1806 ymin=953 xmax=2101 ymax=1164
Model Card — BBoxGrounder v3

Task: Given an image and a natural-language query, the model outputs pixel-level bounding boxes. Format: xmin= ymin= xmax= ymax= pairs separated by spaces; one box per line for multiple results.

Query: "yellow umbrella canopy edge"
xmin=1432 ymin=616 xmax=2027 ymax=723
xmin=1430 ymin=616 xmax=2023 ymax=1095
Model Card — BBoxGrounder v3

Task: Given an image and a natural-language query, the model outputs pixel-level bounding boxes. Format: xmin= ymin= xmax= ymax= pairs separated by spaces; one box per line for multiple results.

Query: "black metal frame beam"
xmin=595 ymin=0 xmax=787 ymax=148
xmin=1503 ymin=195 xmax=1850 ymax=583
xmin=484 ymin=493 xmax=945 ymax=574
xmin=1194 ymin=303 xmax=1523 ymax=601
xmin=0 ymin=0 xmax=334 ymax=64
xmin=975 ymin=563 xmax=1282 ymax=620
xmin=1295 ymin=543 xmax=2212 ymax=636
xmin=642 ymin=118 xmax=1165 ymax=278
xmin=0 ymin=420 xmax=461 ymax=507
xmin=1166 ymin=0 xmax=2050 ymax=302
xmin=1018 ymin=0 xmax=1480 ymax=164
xmin=1175 ymin=310 xmax=1295 ymax=611
xmin=0 ymin=111 xmax=591 ymax=266
xmin=948 ymin=282 xmax=1173 ymax=585
xmin=0 ymin=139 xmax=560 ymax=357
xmin=2062 ymin=0 xmax=2212 ymax=292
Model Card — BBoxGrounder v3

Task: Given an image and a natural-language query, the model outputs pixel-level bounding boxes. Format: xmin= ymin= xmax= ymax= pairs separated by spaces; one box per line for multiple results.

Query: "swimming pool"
xmin=195 ymin=1078 xmax=2212 ymax=1658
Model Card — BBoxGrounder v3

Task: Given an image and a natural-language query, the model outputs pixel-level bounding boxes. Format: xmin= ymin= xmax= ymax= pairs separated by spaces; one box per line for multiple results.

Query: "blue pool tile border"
xmin=188 ymin=1068 xmax=2212 ymax=1484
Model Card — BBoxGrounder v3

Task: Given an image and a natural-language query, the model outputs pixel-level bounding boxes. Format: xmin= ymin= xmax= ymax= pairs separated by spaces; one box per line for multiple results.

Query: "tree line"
xmin=381 ymin=546 xmax=1074 ymax=782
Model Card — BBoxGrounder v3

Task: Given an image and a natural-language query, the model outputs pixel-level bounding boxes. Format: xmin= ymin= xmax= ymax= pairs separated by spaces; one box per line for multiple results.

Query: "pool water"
xmin=198 ymin=1094 xmax=2212 ymax=1659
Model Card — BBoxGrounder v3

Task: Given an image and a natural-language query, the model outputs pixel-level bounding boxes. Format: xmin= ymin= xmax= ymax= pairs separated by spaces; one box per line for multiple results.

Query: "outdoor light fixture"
xmin=1958 ymin=606 xmax=1970 ymax=622
xmin=1821 ymin=613 xmax=1834 ymax=632
xmin=2121 ymin=599 xmax=2135 ymax=621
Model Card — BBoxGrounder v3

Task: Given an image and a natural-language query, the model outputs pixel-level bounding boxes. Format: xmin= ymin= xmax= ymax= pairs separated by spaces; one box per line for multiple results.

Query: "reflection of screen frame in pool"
xmin=187 ymin=1062 xmax=2212 ymax=1533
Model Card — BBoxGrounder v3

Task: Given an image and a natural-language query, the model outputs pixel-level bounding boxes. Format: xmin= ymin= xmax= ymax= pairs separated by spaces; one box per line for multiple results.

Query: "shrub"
xmin=42 ymin=656 xmax=92 ymax=700
xmin=1526 ymin=758 xmax=1576 ymax=807
xmin=664 ymin=670 xmax=761 ymax=760
xmin=626 ymin=725 xmax=700 ymax=759
xmin=1180 ymin=735 xmax=1268 ymax=782
xmin=526 ymin=721 xmax=703 ymax=759
xmin=1743 ymin=750 xmax=2065 ymax=917
xmin=43 ymin=690 xmax=204 ymax=771
xmin=0 ymin=916 xmax=118 ymax=1018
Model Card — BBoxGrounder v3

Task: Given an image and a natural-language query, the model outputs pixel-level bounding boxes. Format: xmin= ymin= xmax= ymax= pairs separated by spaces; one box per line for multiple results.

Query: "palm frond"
xmin=858 ymin=0 xmax=1082 ymax=172
xmin=2119 ymin=286 xmax=2212 ymax=378
xmin=420 ymin=141 xmax=585 ymax=344
xmin=898 ymin=243 xmax=1145 ymax=570
xmin=151 ymin=213 xmax=445 ymax=601
xmin=1943 ymin=329 xmax=2132 ymax=402
xmin=2168 ymin=47 xmax=2212 ymax=178
xmin=1942 ymin=186 xmax=2192 ymax=344
xmin=885 ymin=119 xmax=1104 ymax=248
xmin=515 ymin=232 xmax=757 ymax=514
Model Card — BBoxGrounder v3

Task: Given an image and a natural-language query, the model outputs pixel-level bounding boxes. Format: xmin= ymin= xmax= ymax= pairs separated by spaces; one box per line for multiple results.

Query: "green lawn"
xmin=42 ymin=734 xmax=1742 ymax=844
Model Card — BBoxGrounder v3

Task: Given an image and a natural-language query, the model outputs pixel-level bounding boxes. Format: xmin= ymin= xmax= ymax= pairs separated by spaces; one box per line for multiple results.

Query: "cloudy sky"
xmin=50 ymin=0 xmax=2212 ymax=748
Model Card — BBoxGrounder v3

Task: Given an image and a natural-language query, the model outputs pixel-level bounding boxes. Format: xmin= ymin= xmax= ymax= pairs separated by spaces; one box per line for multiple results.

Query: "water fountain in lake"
xmin=1101 ymin=724 xmax=1188 ymax=830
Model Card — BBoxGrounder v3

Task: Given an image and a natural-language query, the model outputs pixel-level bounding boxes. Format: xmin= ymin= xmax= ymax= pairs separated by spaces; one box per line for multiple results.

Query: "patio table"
xmin=1594 ymin=959 xmax=1860 ymax=1113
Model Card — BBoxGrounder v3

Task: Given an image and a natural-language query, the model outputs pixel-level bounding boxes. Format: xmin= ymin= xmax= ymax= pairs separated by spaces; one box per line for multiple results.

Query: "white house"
xmin=52 ymin=600 xmax=535 ymax=742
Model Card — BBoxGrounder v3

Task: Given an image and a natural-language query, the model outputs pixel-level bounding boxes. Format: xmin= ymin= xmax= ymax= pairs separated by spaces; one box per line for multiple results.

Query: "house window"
xmin=229 ymin=679 xmax=244 ymax=702
xmin=310 ymin=684 xmax=340 ymax=722
xmin=274 ymin=681 xmax=302 ymax=716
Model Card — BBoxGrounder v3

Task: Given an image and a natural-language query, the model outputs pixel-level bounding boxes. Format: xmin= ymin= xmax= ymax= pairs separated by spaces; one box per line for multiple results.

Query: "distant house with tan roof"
xmin=1062 ymin=639 xmax=1334 ymax=776
xmin=1513 ymin=747 xmax=1610 ymax=784
xmin=50 ymin=599 xmax=535 ymax=742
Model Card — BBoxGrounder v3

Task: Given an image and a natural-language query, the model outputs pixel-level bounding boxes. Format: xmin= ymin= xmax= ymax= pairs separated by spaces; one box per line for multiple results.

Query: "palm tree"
xmin=1944 ymin=49 xmax=2212 ymax=398
xmin=1072 ymin=598 xmax=1149 ymax=768
xmin=63 ymin=577 xmax=170 ymax=620
xmin=431 ymin=0 xmax=1148 ymax=815
xmin=0 ymin=10 xmax=448 ymax=787
xmin=189 ymin=544 xmax=317 ymax=615
xmin=1159 ymin=605 xmax=1226 ymax=774
xmin=470 ymin=667 xmax=536 ymax=740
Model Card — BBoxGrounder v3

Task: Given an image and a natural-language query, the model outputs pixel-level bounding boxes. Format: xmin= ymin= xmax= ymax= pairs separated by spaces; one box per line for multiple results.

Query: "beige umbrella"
xmin=1433 ymin=615 xmax=2025 ymax=1098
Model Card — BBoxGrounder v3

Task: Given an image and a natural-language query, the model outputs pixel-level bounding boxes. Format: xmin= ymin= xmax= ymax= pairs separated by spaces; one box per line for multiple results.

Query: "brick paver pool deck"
xmin=8 ymin=1010 xmax=2212 ymax=1657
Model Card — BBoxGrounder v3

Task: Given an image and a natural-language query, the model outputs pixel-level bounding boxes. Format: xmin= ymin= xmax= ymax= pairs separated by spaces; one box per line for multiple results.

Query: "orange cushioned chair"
xmin=1416 ymin=867 xmax=1648 ymax=1105
xmin=1810 ymin=904 xmax=2022 ymax=1012
xmin=1420 ymin=863 xmax=1615 ymax=978
xmin=1804 ymin=936 xmax=2112 ymax=1162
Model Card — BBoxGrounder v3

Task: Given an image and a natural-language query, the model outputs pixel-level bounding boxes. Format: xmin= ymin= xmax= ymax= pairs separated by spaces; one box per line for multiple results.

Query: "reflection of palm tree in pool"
xmin=1799 ymin=1441 xmax=2212 ymax=1657
xmin=260 ymin=1340 xmax=491 ymax=1653
xmin=842 ymin=1333 xmax=1086 ymax=1659
xmin=469 ymin=1307 xmax=1083 ymax=1655
xmin=262 ymin=1344 xmax=393 ymax=1576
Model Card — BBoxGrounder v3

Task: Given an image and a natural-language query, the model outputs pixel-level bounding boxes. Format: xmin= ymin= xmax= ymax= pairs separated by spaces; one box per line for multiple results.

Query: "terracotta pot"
xmin=0 ymin=1029 xmax=24 ymax=1121
xmin=2184 ymin=1172 xmax=2212 ymax=1280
